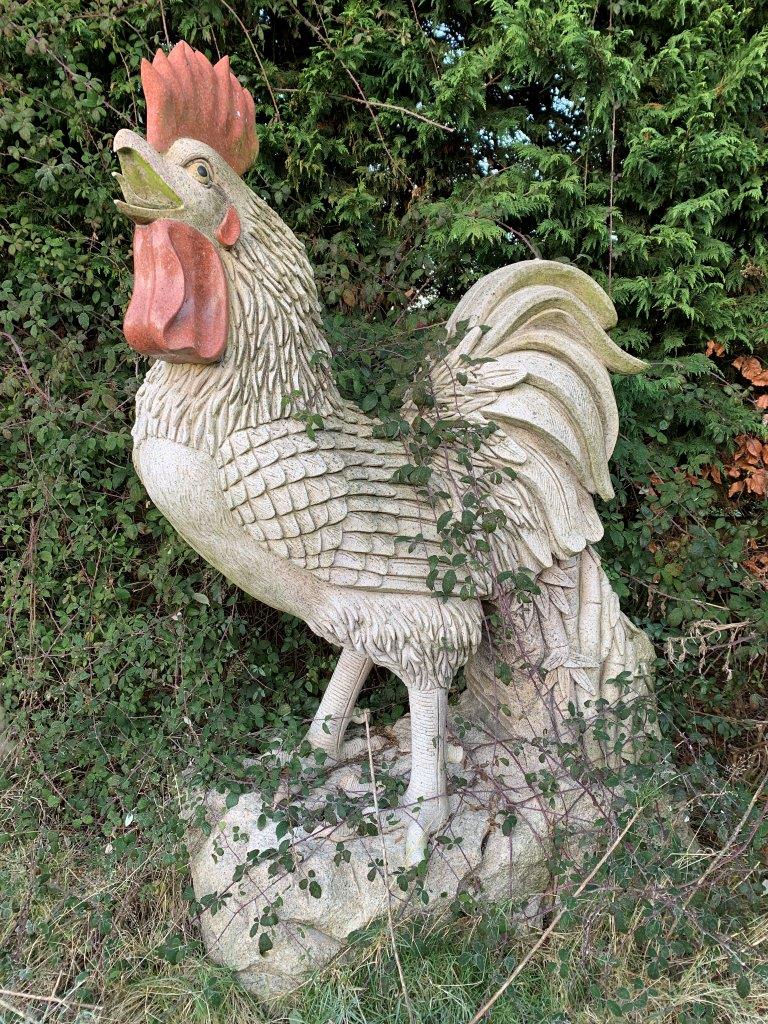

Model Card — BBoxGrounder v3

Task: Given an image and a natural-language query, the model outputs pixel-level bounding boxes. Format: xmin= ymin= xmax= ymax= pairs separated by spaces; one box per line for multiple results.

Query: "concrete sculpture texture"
xmin=114 ymin=41 xmax=654 ymax=991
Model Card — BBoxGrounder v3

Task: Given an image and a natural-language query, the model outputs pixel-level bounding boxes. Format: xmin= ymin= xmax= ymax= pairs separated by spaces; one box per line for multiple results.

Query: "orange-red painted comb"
xmin=140 ymin=41 xmax=258 ymax=176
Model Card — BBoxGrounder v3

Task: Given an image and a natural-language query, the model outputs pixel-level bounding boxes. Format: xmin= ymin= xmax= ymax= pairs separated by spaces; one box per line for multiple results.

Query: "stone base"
xmin=186 ymin=696 xmax=598 ymax=1001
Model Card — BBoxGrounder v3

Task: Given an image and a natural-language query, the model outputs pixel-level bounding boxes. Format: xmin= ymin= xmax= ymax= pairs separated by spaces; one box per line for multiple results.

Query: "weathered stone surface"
xmin=188 ymin=700 xmax=558 ymax=1001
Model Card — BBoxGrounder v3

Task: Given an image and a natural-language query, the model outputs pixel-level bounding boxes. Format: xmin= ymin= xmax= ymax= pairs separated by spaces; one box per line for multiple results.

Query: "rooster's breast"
xmin=132 ymin=436 xmax=483 ymax=687
xmin=132 ymin=437 xmax=327 ymax=618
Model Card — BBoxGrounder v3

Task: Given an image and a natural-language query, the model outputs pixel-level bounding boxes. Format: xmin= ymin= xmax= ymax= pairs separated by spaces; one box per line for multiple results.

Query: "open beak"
xmin=112 ymin=128 xmax=182 ymax=224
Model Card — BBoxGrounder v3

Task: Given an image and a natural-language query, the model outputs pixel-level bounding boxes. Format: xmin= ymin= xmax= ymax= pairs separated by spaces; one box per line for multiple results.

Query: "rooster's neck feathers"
xmin=132 ymin=193 xmax=344 ymax=451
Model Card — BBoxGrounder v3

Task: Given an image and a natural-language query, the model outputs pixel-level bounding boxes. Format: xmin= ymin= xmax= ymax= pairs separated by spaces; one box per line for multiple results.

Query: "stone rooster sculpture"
xmin=114 ymin=42 xmax=653 ymax=864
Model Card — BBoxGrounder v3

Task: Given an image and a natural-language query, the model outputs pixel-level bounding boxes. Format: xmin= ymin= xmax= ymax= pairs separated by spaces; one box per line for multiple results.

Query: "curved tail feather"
xmin=415 ymin=260 xmax=647 ymax=575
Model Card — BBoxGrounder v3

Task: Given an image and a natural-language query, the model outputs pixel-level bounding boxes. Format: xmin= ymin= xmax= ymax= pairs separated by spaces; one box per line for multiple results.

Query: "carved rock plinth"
xmin=187 ymin=695 xmax=613 ymax=1001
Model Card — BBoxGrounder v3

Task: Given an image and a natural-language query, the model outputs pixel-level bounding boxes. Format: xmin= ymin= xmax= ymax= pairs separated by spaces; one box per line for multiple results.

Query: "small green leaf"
xmin=436 ymin=510 xmax=452 ymax=532
xmin=501 ymin=813 xmax=517 ymax=836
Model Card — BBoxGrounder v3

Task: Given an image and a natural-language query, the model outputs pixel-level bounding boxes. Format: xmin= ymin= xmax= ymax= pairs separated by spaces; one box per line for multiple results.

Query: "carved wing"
xmin=216 ymin=411 xmax=444 ymax=592
xmin=406 ymin=260 xmax=647 ymax=577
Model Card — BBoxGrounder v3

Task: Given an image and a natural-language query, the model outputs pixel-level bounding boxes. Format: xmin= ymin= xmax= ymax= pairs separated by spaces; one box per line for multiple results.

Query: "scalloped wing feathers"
xmin=216 ymin=260 xmax=645 ymax=593
xmin=216 ymin=412 xmax=445 ymax=593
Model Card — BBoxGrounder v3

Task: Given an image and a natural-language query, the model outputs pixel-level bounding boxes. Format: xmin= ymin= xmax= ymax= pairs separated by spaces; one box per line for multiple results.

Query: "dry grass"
xmin=1 ymin=830 xmax=766 ymax=1024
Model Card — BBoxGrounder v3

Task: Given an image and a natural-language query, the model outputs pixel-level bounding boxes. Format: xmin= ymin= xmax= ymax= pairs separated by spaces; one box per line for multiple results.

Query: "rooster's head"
xmin=113 ymin=41 xmax=259 ymax=364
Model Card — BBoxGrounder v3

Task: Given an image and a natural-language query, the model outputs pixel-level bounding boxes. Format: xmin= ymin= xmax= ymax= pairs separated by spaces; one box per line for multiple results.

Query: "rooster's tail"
xmin=413 ymin=260 xmax=647 ymax=572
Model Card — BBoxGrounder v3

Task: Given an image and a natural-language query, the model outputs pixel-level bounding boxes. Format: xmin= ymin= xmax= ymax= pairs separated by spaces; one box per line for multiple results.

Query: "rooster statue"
xmin=114 ymin=42 xmax=653 ymax=863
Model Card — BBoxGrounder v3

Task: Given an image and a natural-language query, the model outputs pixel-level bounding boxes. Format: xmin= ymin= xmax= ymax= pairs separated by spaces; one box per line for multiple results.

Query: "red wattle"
xmin=123 ymin=219 xmax=228 ymax=363
xmin=215 ymin=204 xmax=241 ymax=248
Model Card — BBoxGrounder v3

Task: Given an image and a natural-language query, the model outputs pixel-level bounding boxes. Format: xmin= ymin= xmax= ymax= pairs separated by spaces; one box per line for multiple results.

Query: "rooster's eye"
xmin=185 ymin=159 xmax=212 ymax=186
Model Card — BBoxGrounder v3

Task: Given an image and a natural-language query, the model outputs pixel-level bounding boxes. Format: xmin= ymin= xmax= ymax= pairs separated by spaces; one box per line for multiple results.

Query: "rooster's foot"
xmin=404 ymin=790 xmax=450 ymax=866
xmin=372 ymin=789 xmax=450 ymax=866
xmin=305 ymin=732 xmax=386 ymax=764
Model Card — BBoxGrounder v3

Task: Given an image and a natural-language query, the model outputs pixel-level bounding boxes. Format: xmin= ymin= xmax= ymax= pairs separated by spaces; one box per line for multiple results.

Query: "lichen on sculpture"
xmin=114 ymin=40 xmax=654 ymax=993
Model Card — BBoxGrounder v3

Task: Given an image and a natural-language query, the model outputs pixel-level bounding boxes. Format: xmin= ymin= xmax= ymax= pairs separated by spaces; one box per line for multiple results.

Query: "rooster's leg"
xmin=402 ymin=686 xmax=449 ymax=865
xmin=305 ymin=649 xmax=373 ymax=758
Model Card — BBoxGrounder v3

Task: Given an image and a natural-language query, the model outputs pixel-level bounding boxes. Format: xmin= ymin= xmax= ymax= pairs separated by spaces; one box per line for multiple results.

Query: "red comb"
xmin=140 ymin=41 xmax=258 ymax=176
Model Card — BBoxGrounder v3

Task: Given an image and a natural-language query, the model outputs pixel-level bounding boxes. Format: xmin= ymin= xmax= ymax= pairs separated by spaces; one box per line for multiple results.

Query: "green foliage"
xmin=1 ymin=6 xmax=767 ymax=1009
xmin=2 ymin=0 xmax=765 ymax=817
xmin=1 ymin=4 xmax=768 ymax=1019
xmin=1 ymin=785 xmax=766 ymax=1023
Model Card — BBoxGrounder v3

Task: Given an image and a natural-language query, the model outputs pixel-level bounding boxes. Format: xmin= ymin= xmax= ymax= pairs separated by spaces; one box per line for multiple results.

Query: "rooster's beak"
xmin=112 ymin=129 xmax=182 ymax=224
